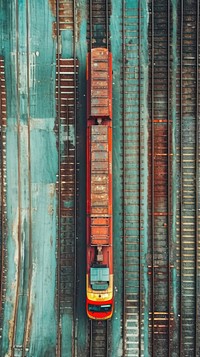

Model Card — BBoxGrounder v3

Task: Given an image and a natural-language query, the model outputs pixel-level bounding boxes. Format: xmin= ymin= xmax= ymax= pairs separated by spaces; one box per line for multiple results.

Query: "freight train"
xmin=86 ymin=48 xmax=113 ymax=320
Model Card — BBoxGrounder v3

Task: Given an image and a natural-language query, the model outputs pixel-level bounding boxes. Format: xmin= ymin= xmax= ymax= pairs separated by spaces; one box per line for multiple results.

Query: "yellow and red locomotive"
xmin=86 ymin=48 xmax=113 ymax=319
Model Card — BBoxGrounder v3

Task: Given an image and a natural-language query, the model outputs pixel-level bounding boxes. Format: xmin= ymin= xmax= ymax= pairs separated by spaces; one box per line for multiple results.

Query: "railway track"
xmin=87 ymin=0 xmax=110 ymax=49
xmin=177 ymin=0 xmax=200 ymax=355
xmin=0 ymin=57 xmax=7 ymax=349
xmin=89 ymin=320 xmax=110 ymax=357
xmin=148 ymin=0 xmax=172 ymax=355
xmin=86 ymin=1 xmax=111 ymax=355
xmin=56 ymin=0 xmax=78 ymax=355
xmin=148 ymin=0 xmax=200 ymax=355
xmin=121 ymin=2 xmax=145 ymax=356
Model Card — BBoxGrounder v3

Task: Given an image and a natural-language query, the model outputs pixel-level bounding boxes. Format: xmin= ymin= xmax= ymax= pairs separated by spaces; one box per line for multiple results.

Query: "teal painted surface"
xmin=1 ymin=0 xmax=58 ymax=355
xmin=61 ymin=314 xmax=72 ymax=357
xmin=110 ymin=0 xmax=123 ymax=354
xmin=27 ymin=182 xmax=57 ymax=356
xmin=61 ymin=30 xmax=73 ymax=59
xmin=14 ymin=1 xmax=31 ymax=350
xmin=28 ymin=0 xmax=57 ymax=354
xmin=28 ymin=2 xmax=56 ymax=119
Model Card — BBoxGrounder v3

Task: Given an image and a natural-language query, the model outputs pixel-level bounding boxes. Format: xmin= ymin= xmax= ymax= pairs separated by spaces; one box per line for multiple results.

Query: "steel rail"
xmin=167 ymin=0 xmax=171 ymax=354
xmin=179 ymin=0 xmax=183 ymax=354
xmin=0 ymin=63 xmax=4 ymax=320
xmin=11 ymin=0 xmax=22 ymax=354
xmin=122 ymin=0 xmax=126 ymax=355
xmin=22 ymin=0 xmax=32 ymax=354
xmin=151 ymin=0 xmax=155 ymax=354
xmin=73 ymin=0 xmax=77 ymax=355
xmin=195 ymin=1 xmax=199 ymax=354
xmin=0 ymin=58 xmax=6 ymax=353
xmin=66 ymin=100 xmax=69 ymax=157
xmin=89 ymin=320 xmax=93 ymax=357
xmin=138 ymin=0 xmax=142 ymax=355
xmin=89 ymin=0 xmax=93 ymax=51
xmin=105 ymin=0 xmax=109 ymax=49
xmin=0 ymin=72 xmax=2 ymax=305
xmin=106 ymin=320 xmax=109 ymax=356
xmin=56 ymin=0 xmax=62 ymax=354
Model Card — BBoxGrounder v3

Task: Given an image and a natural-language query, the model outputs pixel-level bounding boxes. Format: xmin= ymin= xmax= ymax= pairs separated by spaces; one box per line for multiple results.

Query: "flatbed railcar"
xmin=86 ymin=48 xmax=113 ymax=320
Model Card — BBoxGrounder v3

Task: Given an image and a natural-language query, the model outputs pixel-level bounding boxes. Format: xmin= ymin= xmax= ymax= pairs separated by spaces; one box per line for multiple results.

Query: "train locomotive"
xmin=86 ymin=48 xmax=113 ymax=319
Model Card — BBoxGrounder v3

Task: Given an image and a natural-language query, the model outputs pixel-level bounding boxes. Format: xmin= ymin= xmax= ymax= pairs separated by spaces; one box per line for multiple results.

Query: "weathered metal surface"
xmin=90 ymin=125 xmax=110 ymax=245
xmin=87 ymin=48 xmax=112 ymax=119
xmin=90 ymin=126 xmax=110 ymax=221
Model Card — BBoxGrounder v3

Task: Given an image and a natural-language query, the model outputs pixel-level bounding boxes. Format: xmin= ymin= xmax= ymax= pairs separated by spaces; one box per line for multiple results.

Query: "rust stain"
xmin=52 ymin=22 xmax=57 ymax=39
xmin=49 ymin=184 xmax=56 ymax=198
xmin=48 ymin=0 xmax=56 ymax=16
xmin=24 ymin=309 xmax=33 ymax=352
xmin=48 ymin=204 xmax=54 ymax=215
xmin=8 ymin=317 xmax=15 ymax=356
xmin=76 ymin=6 xmax=81 ymax=42
xmin=148 ymin=123 xmax=171 ymax=212
xmin=48 ymin=0 xmax=56 ymax=38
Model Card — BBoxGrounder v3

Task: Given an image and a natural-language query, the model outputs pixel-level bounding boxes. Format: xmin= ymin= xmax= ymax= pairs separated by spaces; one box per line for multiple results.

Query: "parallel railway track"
xmin=56 ymin=0 xmax=78 ymax=355
xmin=148 ymin=0 xmax=200 ymax=355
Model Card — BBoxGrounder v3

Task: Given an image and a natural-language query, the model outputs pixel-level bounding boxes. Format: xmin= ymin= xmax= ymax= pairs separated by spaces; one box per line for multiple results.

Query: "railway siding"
xmin=148 ymin=0 xmax=200 ymax=356
xmin=56 ymin=0 xmax=78 ymax=355
xmin=148 ymin=1 xmax=172 ymax=354
xmin=56 ymin=57 xmax=78 ymax=356
xmin=176 ymin=1 xmax=200 ymax=354
xmin=110 ymin=0 xmax=123 ymax=354
xmin=0 ymin=57 xmax=7 ymax=349
xmin=122 ymin=3 xmax=142 ymax=356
